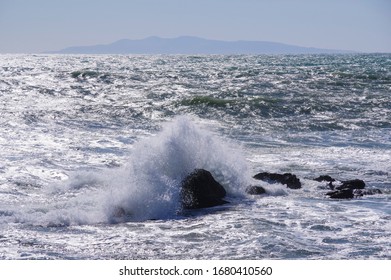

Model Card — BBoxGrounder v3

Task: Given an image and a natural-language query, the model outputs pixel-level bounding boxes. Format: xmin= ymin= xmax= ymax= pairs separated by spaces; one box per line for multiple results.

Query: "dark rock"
xmin=327 ymin=186 xmax=382 ymax=199
xmin=246 ymin=185 xmax=266 ymax=195
xmin=326 ymin=189 xmax=354 ymax=199
xmin=181 ymin=169 xmax=228 ymax=209
xmin=253 ymin=172 xmax=301 ymax=189
xmin=336 ymin=179 xmax=365 ymax=190
xmin=316 ymin=181 xmax=335 ymax=190
xmin=314 ymin=175 xmax=336 ymax=189
xmin=325 ymin=177 xmax=382 ymax=199
xmin=314 ymin=175 xmax=336 ymax=182
xmin=315 ymin=177 xmax=367 ymax=192
xmin=353 ymin=188 xmax=382 ymax=197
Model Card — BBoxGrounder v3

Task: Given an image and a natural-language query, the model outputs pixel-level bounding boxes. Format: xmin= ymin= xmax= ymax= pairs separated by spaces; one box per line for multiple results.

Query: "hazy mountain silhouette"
xmin=49 ymin=36 xmax=352 ymax=54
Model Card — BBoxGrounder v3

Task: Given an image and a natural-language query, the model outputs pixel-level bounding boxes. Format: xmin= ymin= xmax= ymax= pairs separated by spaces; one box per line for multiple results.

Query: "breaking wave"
xmin=1 ymin=116 xmax=251 ymax=226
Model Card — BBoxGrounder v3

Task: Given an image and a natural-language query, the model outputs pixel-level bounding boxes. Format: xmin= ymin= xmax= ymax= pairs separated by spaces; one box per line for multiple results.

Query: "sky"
xmin=0 ymin=0 xmax=390 ymax=53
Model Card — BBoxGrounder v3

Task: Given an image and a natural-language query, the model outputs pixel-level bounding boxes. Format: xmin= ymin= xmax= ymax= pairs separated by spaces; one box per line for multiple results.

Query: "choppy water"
xmin=0 ymin=54 xmax=390 ymax=259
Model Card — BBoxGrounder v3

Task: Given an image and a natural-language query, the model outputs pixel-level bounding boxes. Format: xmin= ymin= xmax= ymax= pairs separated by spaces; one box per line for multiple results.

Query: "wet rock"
xmin=313 ymin=175 xmax=337 ymax=189
xmin=246 ymin=185 xmax=266 ymax=195
xmin=324 ymin=178 xmax=383 ymax=199
xmin=336 ymin=179 xmax=365 ymax=190
xmin=253 ymin=172 xmax=301 ymax=189
xmin=314 ymin=175 xmax=336 ymax=182
xmin=353 ymin=188 xmax=382 ymax=196
xmin=327 ymin=186 xmax=382 ymax=199
xmin=181 ymin=169 xmax=228 ymax=209
xmin=326 ymin=189 xmax=354 ymax=199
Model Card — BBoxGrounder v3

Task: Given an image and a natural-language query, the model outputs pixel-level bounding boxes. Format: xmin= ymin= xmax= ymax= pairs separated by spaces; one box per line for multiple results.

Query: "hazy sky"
xmin=0 ymin=0 xmax=390 ymax=53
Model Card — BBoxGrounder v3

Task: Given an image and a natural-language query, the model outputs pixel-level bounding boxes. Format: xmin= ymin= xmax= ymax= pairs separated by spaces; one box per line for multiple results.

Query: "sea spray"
xmin=102 ymin=115 xmax=252 ymax=222
xmin=4 ymin=116 xmax=252 ymax=226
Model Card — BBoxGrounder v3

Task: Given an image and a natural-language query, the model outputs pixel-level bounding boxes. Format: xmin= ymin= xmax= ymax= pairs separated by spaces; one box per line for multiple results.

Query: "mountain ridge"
xmin=48 ymin=36 xmax=353 ymax=54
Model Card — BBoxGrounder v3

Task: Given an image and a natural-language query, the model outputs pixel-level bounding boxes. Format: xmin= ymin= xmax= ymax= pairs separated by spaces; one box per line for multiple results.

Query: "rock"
xmin=314 ymin=175 xmax=336 ymax=182
xmin=181 ymin=169 xmax=228 ymax=209
xmin=353 ymin=188 xmax=382 ymax=196
xmin=324 ymin=177 xmax=381 ymax=199
xmin=246 ymin=185 xmax=266 ymax=195
xmin=253 ymin=172 xmax=301 ymax=189
xmin=316 ymin=177 xmax=366 ymax=193
xmin=313 ymin=175 xmax=336 ymax=189
xmin=326 ymin=189 xmax=354 ymax=199
xmin=336 ymin=179 xmax=365 ymax=190
xmin=327 ymin=187 xmax=382 ymax=199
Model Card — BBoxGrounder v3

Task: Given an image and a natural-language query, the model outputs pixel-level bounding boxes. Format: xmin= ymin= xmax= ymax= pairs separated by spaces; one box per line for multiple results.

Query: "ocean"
xmin=0 ymin=54 xmax=390 ymax=259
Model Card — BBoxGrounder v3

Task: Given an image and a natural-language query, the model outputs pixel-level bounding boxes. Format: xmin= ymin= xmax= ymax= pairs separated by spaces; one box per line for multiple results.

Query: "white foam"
xmin=99 ymin=115 xmax=252 ymax=222
xmin=3 ymin=116 xmax=252 ymax=226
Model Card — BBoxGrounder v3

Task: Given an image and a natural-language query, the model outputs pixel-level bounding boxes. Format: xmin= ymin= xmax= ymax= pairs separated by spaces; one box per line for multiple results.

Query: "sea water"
xmin=0 ymin=54 xmax=390 ymax=259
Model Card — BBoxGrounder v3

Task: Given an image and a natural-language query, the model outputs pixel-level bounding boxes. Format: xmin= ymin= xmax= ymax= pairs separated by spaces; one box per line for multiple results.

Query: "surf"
xmin=1 ymin=116 xmax=252 ymax=226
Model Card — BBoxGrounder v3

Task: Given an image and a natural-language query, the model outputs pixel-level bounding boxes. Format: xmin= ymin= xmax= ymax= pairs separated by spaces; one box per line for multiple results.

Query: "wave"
xmin=70 ymin=69 xmax=112 ymax=84
xmin=98 ymin=116 xmax=252 ymax=222
xmin=180 ymin=96 xmax=234 ymax=107
xmin=1 ymin=116 xmax=252 ymax=226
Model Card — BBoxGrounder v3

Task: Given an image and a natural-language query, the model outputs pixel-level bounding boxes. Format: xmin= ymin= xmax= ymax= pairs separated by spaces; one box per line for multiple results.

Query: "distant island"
xmin=48 ymin=36 xmax=353 ymax=55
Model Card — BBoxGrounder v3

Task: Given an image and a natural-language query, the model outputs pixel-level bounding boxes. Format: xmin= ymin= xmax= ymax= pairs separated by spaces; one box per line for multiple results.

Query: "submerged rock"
xmin=353 ymin=188 xmax=382 ymax=196
xmin=314 ymin=175 xmax=336 ymax=183
xmin=253 ymin=172 xmax=301 ymax=189
xmin=313 ymin=175 xmax=337 ymax=189
xmin=326 ymin=187 xmax=382 ymax=199
xmin=314 ymin=176 xmax=366 ymax=192
xmin=322 ymin=177 xmax=383 ymax=199
xmin=181 ymin=169 xmax=228 ymax=209
xmin=246 ymin=185 xmax=266 ymax=195
xmin=326 ymin=189 xmax=354 ymax=199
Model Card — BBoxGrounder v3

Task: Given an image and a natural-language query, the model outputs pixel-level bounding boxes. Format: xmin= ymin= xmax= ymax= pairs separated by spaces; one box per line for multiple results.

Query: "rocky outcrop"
xmin=253 ymin=172 xmax=301 ymax=189
xmin=180 ymin=169 xmax=383 ymax=207
xmin=181 ymin=169 xmax=228 ymax=209
xmin=315 ymin=175 xmax=382 ymax=199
